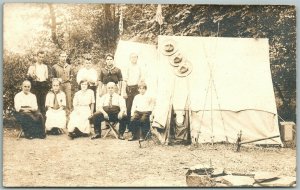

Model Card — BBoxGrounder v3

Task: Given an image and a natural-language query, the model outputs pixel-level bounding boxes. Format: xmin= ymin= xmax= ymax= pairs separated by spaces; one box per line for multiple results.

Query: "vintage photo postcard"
xmin=3 ymin=3 xmax=296 ymax=187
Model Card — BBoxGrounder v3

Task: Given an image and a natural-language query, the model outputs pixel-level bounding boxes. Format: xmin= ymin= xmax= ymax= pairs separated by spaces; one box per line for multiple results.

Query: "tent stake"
xmin=236 ymin=134 xmax=280 ymax=152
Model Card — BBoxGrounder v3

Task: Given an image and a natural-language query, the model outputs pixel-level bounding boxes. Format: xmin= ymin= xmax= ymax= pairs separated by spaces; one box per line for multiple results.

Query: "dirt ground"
xmin=3 ymin=127 xmax=296 ymax=187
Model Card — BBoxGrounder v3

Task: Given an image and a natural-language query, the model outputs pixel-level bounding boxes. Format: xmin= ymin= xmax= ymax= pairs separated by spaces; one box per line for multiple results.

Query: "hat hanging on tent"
xmin=161 ymin=38 xmax=178 ymax=56
xmin=174 ymin=60 xmax=192 ymax=77
xmin=169 ymin=51 xmax=184 ymax=67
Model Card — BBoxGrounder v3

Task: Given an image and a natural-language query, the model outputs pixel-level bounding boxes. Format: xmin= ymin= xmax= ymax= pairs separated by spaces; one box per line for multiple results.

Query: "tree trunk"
xmin=48 ymin=4 xmax=62 ymax=49
xmin=104 ymin=4 xmax=111 ymax=50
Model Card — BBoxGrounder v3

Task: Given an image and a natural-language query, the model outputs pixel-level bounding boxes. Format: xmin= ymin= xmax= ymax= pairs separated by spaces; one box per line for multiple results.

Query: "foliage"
xmin=121 ymin=4 xmax=296 ymax=122
xmin=3 ymin=4 xmax=296 ymax=122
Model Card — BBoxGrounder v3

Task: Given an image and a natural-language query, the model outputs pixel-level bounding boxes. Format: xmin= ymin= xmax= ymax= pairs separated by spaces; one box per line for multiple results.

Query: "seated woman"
xmin=67 ymin=80 xmax=95 ymax=139
xmin=45 ymin=79 xmax=67 ymax=135
xmin=14 ymin=80 xmax=46 ymax=139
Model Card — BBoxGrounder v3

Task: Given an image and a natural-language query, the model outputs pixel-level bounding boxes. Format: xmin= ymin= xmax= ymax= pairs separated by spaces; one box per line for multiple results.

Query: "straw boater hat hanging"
xmin=175 ymin=60 xmax=192 ymax=77
xmin=169 ymin=51 xmax=184 ymax=67
xmin=161 ymin=38 xmax=178 ymax=56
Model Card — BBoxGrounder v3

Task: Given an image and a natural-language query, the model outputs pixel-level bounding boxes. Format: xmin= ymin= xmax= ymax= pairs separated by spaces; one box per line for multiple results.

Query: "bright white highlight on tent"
xmin=114 ymin=36 xmax=282 ymax=145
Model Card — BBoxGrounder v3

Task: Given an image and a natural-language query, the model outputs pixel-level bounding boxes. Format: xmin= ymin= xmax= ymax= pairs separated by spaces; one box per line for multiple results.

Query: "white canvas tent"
xmin=114 ymin=36 xmax=282 ymax=144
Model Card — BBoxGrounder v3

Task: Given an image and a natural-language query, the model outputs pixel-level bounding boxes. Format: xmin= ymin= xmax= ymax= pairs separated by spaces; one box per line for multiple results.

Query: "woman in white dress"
xmin=67 ymin=80 xmax=95 ymax=139
xmin=45 ymin=79 xmax=67 ymax=135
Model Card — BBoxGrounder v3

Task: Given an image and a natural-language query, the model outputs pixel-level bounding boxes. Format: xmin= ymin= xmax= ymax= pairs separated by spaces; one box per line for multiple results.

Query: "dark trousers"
xmin=129 ymin=111 xmax=152 ymax=138
xmin=90 ymin=106 xmax=126 ymax=135
xmin=14 ymin=111 xmax=45 ymax=138
xmin=89 ymin=85 xmax=97 ymax=113
xmin=61 ymin=82 xmax=72 ymax=111
xmin=125 ymin=85 xmax=139 ymax=128
xmin=31 ymin=81 xmax=48 ymax=115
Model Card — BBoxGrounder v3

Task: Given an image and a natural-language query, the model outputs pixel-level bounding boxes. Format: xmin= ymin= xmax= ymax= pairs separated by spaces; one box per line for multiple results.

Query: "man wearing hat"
xmin=90 ymin=82 xmax=127 ymax=140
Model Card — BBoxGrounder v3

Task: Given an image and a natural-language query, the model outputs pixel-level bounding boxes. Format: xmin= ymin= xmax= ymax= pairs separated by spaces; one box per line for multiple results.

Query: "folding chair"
xmin=102 ymin=121 xmax=119 ymax=139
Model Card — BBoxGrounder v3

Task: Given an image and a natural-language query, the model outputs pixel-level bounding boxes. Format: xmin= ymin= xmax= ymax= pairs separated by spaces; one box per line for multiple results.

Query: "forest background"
xmin=3 ymin=4 xmax=296 ymax=122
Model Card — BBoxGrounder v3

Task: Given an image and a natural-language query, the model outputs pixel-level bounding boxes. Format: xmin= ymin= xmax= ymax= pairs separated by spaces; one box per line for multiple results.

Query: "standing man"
xmin=14 ymin=80 xmax=46 ymax=139
xmin=122 ymin=52 xmax=143 ymax=135
xmin=52 ymin=51 xmax=73 ymax=112
xmin=98 ymin=53 xmax=123 ymax=96
xmin=27 ymin=50 xmax=49 ymax=115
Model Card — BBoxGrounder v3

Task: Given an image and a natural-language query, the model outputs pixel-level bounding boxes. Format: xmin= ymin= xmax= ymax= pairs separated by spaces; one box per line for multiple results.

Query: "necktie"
xmin=53 ymin=93 xmax=60 ymax=110
xmin=109 ymin=95 xmax=113 ymax=108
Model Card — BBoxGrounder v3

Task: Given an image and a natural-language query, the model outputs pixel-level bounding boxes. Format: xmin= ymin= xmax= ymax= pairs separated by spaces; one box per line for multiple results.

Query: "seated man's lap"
xmin=92 ymin=106 xmax=125 ymax=123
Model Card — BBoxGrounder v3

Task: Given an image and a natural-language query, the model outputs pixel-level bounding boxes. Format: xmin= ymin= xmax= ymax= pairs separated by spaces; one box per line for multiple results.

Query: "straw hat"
xmin=169 ymin=51 xmax=184 ymax=67
xmin=161 ymin=39 xmax=178 ymax=56
xmin=174 ymin=60 xmax=192 ymax=77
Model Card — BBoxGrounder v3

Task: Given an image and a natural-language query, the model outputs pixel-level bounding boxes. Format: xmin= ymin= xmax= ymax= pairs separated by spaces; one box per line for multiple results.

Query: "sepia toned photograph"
xmin=3 ymin=3 xmax=296 ymax=187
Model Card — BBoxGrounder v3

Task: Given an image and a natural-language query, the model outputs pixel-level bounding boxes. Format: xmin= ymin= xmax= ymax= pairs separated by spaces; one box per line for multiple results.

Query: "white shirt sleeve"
xmin=45 ymin=93 xmax=52 ymax=108
xmin=73 ymin=92 xmax=79 ymax=107
xmin=14 ymin=93 xmax=21 ymax=112
xmin=131 ymin=95 xmax=138 ymax=116
xmin=97 ymin=95 xmax=105 ymax=111
xmin=27 ymin=65 xmax=35 ymax=77
xmin=123 ymin=66 xmax=129 ymax=83
xmin=32 ymin=95 xmax=38 ymax=110
xmin=90 ymin=69 xmax=98 ymax=83
xmin=119 ymin=96 xmax=126 ymax=113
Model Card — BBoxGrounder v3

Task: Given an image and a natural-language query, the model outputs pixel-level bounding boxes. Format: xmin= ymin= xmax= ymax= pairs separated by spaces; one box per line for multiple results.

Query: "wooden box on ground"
xmin=279 ymin=122 xmax=296 ymax=148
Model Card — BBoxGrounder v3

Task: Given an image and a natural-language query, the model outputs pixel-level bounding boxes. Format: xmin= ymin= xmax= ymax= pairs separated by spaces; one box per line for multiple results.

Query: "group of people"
xmin=14 ymin=50 xmax=154 ymax=141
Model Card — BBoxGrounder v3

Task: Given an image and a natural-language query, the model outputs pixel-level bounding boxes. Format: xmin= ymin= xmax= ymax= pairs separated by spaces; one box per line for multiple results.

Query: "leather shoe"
xmin=25 ymin=136 xmax=34 ymax=140
xmin=118 ymin=134 xmax=125 ymax=140
xmin=139 ymin=138 xmax=145 ymax=142
xmin=91 ymin=133 xmax=101 ymax=140
xmin=38 ymin=134 xmax=46 ymax=139
xmin=68 ymin=132 xmax=75 ymax=140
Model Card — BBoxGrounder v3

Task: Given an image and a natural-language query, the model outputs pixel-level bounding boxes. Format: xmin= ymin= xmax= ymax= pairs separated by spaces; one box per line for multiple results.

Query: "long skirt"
xmin=14 ymin=111 xmax=45 ymax=138
xmin=67 ymin=106 xmax=91 ymax=134
xmin=45 ymin=109 xmax=67 ymax=130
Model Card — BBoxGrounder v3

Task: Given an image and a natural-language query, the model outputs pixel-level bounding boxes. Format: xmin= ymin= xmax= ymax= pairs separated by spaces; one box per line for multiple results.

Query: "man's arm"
xmin=122 ymin=80 xmax=127 ymax=98
xmin=119 ymin=95 xmax=127 ymax=115
xmin=117 ymin=69 xmax=123 ymax=95
xmin=14 ymin=94 xmax=21 ymax=112
xmin=96 ymin=95 xmax=108 ymax=118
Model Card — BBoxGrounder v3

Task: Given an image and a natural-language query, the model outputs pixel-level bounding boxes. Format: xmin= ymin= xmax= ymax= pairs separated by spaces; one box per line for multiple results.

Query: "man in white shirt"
xmin=14 ymin=80 xmax=46 ymax=139
xmin=122 ymin=53 xmax=143 ymax=132
xmin=90 ymin=82 xmax=127 ymax=140
xmin=27 ymin=50 xmax=49 ymax=115
xmin=128 ymin=81 xmax=154 ymax=141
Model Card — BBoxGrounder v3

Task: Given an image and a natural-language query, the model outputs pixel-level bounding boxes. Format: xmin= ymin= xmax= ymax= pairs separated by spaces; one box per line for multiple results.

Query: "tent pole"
xmin=236 ymin=135 xmax=280 ymax=152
